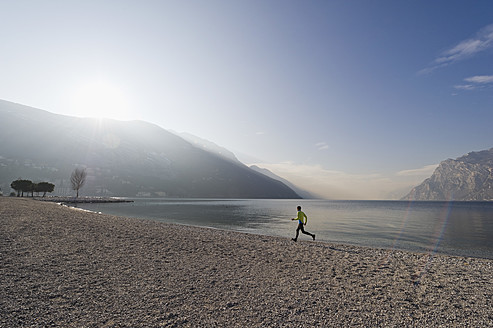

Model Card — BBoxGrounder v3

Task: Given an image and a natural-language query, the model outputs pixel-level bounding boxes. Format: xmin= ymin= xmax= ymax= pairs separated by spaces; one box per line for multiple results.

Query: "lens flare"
xmin=379 ymin=200 xmax=414 ymax=267
xmin=414 ymin=196 xmax=454 ymax=286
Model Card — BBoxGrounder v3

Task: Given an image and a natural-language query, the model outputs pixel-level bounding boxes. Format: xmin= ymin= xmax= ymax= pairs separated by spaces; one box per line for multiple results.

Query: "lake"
xmin=78 ymin=199 xmax=493 ymax=259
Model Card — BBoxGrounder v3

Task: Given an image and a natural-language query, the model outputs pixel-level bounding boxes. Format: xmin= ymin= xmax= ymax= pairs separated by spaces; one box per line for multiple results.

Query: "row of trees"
xmin=10 ymin=179 xmax=55 ymax=197
xmin=10 ymin=167 xmax=88 ymax=198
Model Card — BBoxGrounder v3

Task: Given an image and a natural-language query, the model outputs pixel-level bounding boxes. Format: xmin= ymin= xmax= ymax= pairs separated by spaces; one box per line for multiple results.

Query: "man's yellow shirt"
xmin=296 ymin=210 xmax=307 ymax=224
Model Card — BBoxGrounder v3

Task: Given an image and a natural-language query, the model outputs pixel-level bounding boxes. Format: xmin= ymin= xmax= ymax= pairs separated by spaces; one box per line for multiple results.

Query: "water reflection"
xmin=79 ymin=199 xmax=493 ymax=259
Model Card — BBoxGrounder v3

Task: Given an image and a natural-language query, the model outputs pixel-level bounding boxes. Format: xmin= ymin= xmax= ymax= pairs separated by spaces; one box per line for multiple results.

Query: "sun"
xmin=70 ymin=80 xmax=133 ymax=120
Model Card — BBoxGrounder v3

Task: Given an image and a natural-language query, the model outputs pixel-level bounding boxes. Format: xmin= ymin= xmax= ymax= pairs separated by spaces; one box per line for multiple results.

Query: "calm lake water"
xmin=78 ymin=199 xmax=493 ymax=259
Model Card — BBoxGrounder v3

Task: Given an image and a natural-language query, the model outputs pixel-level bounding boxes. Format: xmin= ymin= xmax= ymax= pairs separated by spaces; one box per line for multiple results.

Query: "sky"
xmin=1 ymin=0 xmax=492 ymax=199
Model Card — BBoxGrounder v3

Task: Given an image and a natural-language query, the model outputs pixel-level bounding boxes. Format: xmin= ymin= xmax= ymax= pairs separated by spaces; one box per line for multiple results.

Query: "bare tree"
xmin=71 ymin=168 xmax=87 ymax=198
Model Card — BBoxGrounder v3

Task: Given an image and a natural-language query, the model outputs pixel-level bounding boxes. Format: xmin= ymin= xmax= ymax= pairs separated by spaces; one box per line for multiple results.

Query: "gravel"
xmin=1 ymin=197 xmax=492 ymax=327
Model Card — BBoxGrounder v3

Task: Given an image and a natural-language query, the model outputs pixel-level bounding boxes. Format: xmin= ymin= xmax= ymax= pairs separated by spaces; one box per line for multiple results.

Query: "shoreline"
xmin=63 ymin=200 xmax=493 ymax=260
xmin=33 ymin=196 xmax=134 ymax=204
xmin=2 ymin=197 xmax=492 ymax=327
xmin=72 ymin=198 xmax=493 ymax=260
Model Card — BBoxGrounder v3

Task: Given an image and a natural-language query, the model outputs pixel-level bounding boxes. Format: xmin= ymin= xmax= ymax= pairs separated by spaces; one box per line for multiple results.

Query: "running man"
xmin=291 ymin=206 xmax=315 ymax=242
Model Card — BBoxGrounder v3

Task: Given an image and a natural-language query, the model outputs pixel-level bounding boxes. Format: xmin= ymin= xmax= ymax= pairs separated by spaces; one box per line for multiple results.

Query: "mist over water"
xmin=79 ymin=199 xmax=493 ymax=259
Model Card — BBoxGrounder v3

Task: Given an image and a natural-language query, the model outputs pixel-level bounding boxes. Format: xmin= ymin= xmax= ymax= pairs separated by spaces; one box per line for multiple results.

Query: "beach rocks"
xmin=1 ymin=197 xmax=492 ymax=327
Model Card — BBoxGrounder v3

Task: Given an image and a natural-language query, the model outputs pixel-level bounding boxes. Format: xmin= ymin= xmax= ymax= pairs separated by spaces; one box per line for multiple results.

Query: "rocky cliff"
xmin=403 ymin=148 xmax=493 ymax=201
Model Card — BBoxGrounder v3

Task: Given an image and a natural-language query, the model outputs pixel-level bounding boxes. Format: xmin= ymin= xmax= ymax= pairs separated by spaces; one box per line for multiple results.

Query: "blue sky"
xmin=1 ymin=0 xmax=492 ymax=199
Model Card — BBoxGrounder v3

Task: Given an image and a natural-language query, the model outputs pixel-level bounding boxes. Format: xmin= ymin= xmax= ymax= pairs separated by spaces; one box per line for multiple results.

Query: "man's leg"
xmin=300 ymin=224 xmax=316 ymax=241
xmin=292 ymin=224 xmax=302 ymax=241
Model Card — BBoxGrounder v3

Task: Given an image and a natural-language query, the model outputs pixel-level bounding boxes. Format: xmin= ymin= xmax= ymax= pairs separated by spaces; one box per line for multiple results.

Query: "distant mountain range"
xmin=178 ymin=132 xmax=318 ymax=198
xmin=248 ymin=165 xmax=318 ymax=199
xmin=0 ymin=99 xmax=300 ymax=199
xmin=403 ymin=148 xmax=493 ymax=201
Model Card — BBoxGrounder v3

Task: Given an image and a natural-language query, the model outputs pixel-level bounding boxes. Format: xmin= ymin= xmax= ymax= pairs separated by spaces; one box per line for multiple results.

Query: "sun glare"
xmin=70 ymin=80 xmax=133 ymax=120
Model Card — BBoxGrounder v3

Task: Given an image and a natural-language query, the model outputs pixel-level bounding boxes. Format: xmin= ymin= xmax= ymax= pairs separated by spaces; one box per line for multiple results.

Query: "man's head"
xmin=297 ymin=206 xmax=301 ymax=211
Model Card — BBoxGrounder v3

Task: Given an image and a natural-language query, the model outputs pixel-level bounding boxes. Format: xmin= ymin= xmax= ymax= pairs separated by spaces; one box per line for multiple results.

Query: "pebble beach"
xmin=1 ymin=197 xmax=492 ymax=327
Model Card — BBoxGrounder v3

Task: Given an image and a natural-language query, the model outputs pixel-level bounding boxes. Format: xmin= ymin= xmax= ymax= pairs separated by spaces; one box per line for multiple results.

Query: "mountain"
xmin=0 ymin=100 xmax=300 ymax=199
xmin=178 ymin=132 xmax=240 ymax=163
xmin=249 ymin=165 xmax=319 ymax=199
xmin=402 ymin=148 xmax=493 ymax=201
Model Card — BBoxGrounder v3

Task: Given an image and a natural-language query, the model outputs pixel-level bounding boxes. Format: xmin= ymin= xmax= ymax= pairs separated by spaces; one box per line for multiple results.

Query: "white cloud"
xmin=315 ymin=142 xmax=329 ymax=151
xmin=396 ymin=164 xmax=438 ymax=176
xmin=454 ymin=84 xmax=475 ymax=90
xmin=437 ymin=39 xmax=484 ymax=63
xmin=420 ymin=24 xmax=493 ymax=74
xmin=464 ymin=75 xmax=493 ymax=84
xmin=454 ymin=75 xmax=493 ymax=91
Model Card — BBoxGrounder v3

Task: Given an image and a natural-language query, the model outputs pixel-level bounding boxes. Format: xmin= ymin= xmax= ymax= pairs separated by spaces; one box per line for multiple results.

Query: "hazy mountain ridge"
xmin=175 ymin=134 xmax=318 ymax=198
xmin=403 ymin=148 xmax=493 ymax=201
xmin=0 ymin=100 xmax=300 ymax=198
xmin=249 ymin=165 xmax=319 ymax=199
xmin=178 ymin=132 xmax=240 ymax=163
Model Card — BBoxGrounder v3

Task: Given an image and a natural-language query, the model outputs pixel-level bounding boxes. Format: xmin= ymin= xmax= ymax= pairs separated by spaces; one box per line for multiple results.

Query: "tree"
xmin=10 ymin=179 xmax=33 ymax=197
xmin=71 ymin=168 xmax=87 ymax=198
xmin=10 ymin=179 xmax=21 ymax=196
xmin=35 ymin=182 xmax=55 ymax=197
